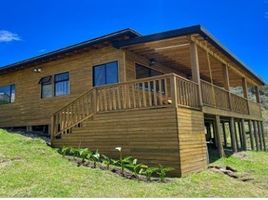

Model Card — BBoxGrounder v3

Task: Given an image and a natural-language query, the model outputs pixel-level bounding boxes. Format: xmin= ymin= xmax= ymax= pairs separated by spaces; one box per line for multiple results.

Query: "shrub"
xmin=139 ymin=166 xmax=158 ymax=181
xmin=90 ymin=149 xmax=100 ymax=168
xmin=78 ymin=148 xmax=92 ymax=163
xmin=101 ymin=154 xmax=114 ymax=170
xmin=155 ymin=165 xmax=174 ymax=182
xmin=58 ymin=147 xmax=71 ymax=157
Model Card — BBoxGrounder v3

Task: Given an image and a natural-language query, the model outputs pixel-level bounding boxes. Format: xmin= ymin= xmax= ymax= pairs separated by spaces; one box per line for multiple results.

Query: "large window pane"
xmin=55 ymin=81 xmax=69 ymax=96
xmin=106 ymin=62 xmax=118 ymax=84
xmin=0 ymin=84 xmax=15 ymax=104
xmin=54 ymin=72 xmax=70 ymax=96
xmin=93 ymin=65 xmax=106 ymax=86
xmin=42 ymin=84 xmax=53 ymax=98
xmin=93 ymin=61 xmax=118 ymax=86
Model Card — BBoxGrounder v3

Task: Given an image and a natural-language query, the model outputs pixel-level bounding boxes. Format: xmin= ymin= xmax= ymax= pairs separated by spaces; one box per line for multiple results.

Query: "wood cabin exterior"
xmin=0 ymin=25 xmax=266 ymax=176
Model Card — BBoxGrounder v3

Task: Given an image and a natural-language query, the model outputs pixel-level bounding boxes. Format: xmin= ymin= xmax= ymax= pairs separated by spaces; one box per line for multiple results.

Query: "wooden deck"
xmin=51 ymin=73 xmax=262 ymax=138
xmin=51 ymin=73 xmax=264 ymax=176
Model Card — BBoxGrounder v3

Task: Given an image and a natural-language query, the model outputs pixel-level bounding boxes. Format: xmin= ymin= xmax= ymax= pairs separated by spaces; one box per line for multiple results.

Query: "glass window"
xmin=135 ymin=64 xmax=162 ymax=79
xmin=93 ymin=61 xmax=118 ymax=86
xmin=0 ymin=84 xmax=15 ymax=105
xmin=54 ymin=72 xmax=70 ymax=96
xmin=40 ymin=75 xmax=53 ymax=98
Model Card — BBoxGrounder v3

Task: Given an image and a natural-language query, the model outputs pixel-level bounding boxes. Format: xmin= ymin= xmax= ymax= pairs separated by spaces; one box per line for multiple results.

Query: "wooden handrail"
xmin=51 ymin=73 xmax=201 ymax=138
xmin=51 ymin=73 xmax=262 ymax=138
xmin=200 ymin=80 xmax=259 ymax=115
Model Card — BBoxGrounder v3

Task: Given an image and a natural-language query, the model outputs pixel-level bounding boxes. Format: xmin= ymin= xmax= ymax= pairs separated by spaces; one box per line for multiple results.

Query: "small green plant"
xmin=90 ymin=149 xmax=100 ymax=168
xmin=78 ymin=148 xmax=91 ymax=163
xmin=125 ymin=158 xmax=146 ymax=177
xmin=140 ymin=166 xmax=158 ymax=181
xmin=58 ymin=147 xmax=71 ymax=157
xmin=69 ymin=147 xmax=79 ymax=156
xmin=155 ymin=165 xmax=174 ymax=182
xmin=101 ymin=154 xmax=114 ymax=170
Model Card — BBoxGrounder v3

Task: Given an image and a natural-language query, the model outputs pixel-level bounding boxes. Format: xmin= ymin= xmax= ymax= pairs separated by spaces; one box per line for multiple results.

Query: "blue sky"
xmin=1 ymin=0 xmax=268 ymax=82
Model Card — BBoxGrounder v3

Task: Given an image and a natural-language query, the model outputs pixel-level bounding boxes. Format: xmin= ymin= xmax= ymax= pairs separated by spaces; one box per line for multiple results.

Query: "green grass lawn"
xmin=1 ymin=129 xmax=268 ymax=197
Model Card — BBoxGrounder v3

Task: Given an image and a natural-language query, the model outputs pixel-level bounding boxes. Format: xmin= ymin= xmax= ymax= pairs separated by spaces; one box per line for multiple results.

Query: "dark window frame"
xmin=54 ymin=72 xmax=70 ymax=97
xmin=0 ymin=84 xmax=16 ymax=105
xmin=40 ymin=72 xmax=70 ymax=99
xmin=135 ymin=63 xmax=163 ymax=79
xmin=92 ymin=61 xmax=119 ymax=87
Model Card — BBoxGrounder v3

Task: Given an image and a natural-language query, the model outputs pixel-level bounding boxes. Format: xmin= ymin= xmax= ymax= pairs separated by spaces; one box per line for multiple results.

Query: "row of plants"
xmin=58 ymin=146 xmax=174 ymax=182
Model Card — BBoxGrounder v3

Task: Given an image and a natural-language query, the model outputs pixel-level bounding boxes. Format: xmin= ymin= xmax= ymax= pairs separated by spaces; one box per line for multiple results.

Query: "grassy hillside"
xmin=1 ymin=129 xmax=268 ymax=197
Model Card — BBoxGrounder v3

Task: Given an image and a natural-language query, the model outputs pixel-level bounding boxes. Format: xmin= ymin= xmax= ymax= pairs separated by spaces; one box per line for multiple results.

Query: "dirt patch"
xmin=209 ymin=165 xmax=254 ymax=182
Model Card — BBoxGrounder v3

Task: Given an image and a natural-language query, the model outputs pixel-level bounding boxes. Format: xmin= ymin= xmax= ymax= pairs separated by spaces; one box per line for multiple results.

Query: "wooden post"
xmin=248 ymin=120 xmax=255 ymax=150
xmin=237 ymin=121 xmax=243 ymax=150
xmin=242 ymin=77 xmax=250 ymax=114
xmin=190 ymin=42 xmax=203 ymax=107
xmin=215 ymin=116 xmax=225 ymax=157
xmin=255 ymin=86 xmax=260 ymax=103
xmin=93 ymin=88 xmax=98 ymax=114
xmin=253 ymin=121 xmax=260 ymax=151
xmin=234 ymin=121 xmax=240 ymax=150
xmin=257 ymin=121 xmax=263 ymax=151
xmin=261 ymin=121 xmax=267 ymax=151
xmin=241 ymin=119 xmax=247 ymax=150
xmin=222 ymin=122 xmax=227 ymax=147
xmin=50 ymin=116 xmax=54 ymax=141
xmin=223 ymin=64 xmax=232 ymax=110
xmin=170 ymin=74 xmax=178 ymax=108
xmin=230 ymin=118 xmax=238 ymax=153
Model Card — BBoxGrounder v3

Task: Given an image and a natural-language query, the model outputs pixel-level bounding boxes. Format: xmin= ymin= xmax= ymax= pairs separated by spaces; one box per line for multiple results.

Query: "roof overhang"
xmin=113 ymin=25 xmax=265 ymax=85
xmin=0 ymin=28 xmax=141 ymax=75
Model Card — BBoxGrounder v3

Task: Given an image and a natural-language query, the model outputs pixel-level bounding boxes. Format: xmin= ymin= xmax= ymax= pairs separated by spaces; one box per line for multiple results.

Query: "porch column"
xmin=215 ymin=116 xmax=225 ymax=157
xmin=241 ymin=119 xmax=247 ymax=150
xmin=242 ymin=77 xmax=250 ymax=114
xmin=223 ymin=64 xmax=232 ymax=110
xmin=253 ymin=121 xmax=260 ymax=151
xmin=222 ymin=122 xmax=227 ymax=147
xmin=190 ymin=42 xmax=203 ymax=107
xmin=230 ymin=118 xmax=238 ymax=153
xmin=255 ymin=86 xmax=260 ymax=103
xmin=257 ymin=121 xmax=263 ymax=151
xmin=248 ymin=120 xmax=255 ymax=150
xmin=261 ymin=122 xmax=267 ymax=151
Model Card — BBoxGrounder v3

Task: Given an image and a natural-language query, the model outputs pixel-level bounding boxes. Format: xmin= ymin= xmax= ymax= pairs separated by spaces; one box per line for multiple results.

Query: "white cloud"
xmin=0 ymin=30 xmax=21 ymax=42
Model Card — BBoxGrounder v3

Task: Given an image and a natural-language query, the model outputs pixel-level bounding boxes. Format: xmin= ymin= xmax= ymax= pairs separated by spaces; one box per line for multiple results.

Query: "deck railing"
xmin=95 ymin=74 xmax=173 ymax=112
xmin=230 ymin=93 xmax=249 ymax=114
xmin=51 ymin=73 xmax=262 ymax=138
xmin=248 ymin=100 xmax=262 ymax=117
xmin=174 ymin=74 xmax=200 ymax=108
xmin=51 ymin=73 xmax=200 ymax=138
xmin=200 ymin=80 xmax=256 ymax=115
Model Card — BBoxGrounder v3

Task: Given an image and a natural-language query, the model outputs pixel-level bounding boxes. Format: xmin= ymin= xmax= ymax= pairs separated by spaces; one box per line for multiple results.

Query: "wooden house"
xmin=0 ymin=25 xmax=266 ymax=176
